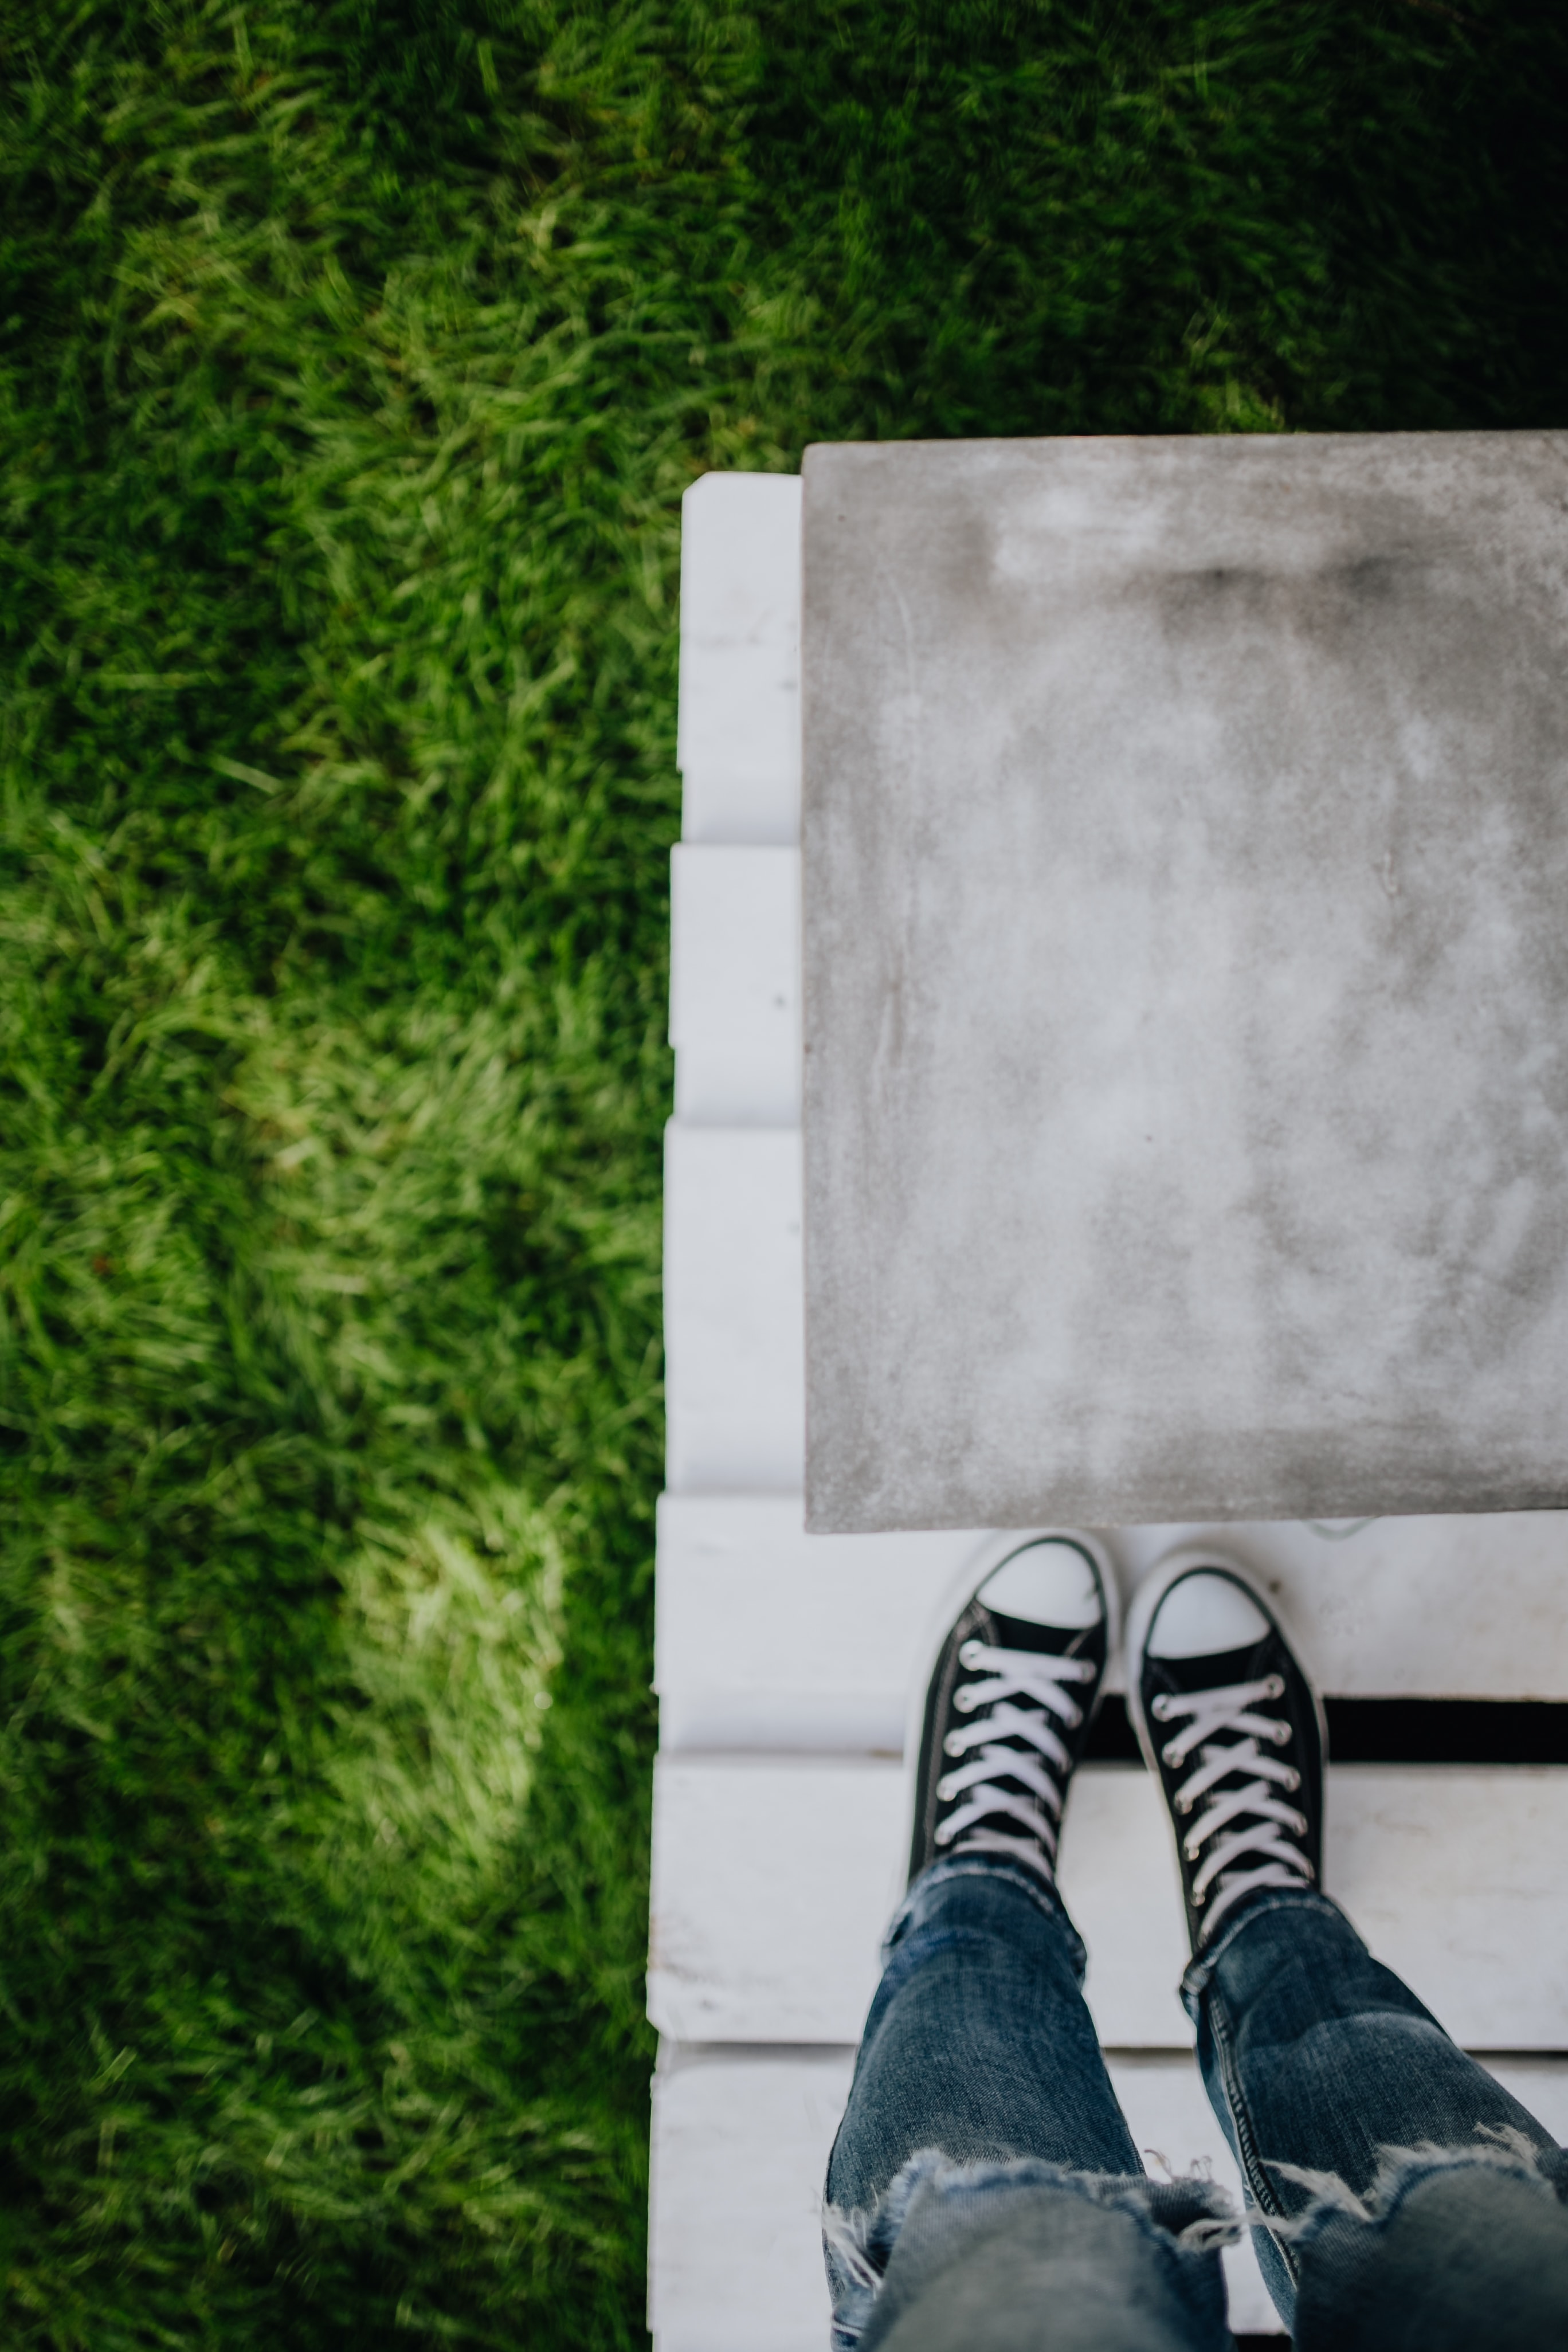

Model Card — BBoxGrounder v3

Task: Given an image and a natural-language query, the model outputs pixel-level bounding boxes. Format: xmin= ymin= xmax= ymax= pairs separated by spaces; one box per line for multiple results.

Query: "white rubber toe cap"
xmin=1145 ymin=1570 xmax=1271 ymax=1660
xmin=978 ymin=1538 xmax=1104 ymax=1629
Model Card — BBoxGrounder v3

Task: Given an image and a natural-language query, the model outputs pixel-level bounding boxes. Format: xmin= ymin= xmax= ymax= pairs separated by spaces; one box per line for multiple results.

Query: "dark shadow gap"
xmin=1084 ymin=1696 xmax=1568 ymax=1766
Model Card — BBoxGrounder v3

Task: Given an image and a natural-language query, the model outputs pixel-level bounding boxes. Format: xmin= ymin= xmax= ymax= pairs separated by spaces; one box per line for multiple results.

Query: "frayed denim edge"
xmin=822 ymin=2147 xmax=1241 ymax=2352
xmin=1260 ymin=2123 xmax=1568 ymax=2255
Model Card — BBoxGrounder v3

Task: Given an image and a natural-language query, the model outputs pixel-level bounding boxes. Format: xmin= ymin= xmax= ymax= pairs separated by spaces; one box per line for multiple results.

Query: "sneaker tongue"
xmin=982 ymin=1605 xmax=1092 ymax=1659
xmin=1155 ymin=1638 xmax=1265 ymax=1694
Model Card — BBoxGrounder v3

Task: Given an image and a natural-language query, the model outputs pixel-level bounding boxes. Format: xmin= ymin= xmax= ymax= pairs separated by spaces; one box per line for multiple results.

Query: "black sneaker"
xmin=1127 ymin=1550 xmax=1326 ymax=1949
xmin=907 ymin=1534 xmax=1118 ymax=1888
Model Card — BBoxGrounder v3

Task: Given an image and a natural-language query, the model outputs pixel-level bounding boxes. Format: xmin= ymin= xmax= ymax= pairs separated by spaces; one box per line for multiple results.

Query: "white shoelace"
xmin=1151 ymin=1673 xmax=1313 ymax=1938
xmin=935 ymin=1638 xmax=1095 ymax=1875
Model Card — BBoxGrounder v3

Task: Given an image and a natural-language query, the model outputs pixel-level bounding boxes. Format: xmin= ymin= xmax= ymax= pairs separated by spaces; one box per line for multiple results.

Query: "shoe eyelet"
xmin=1161 ymin=1740 xmax=1181 ymax=1766
xmin=1269 ymin=1721 xmax=1291 ymax=1745
xmin=1284 ymin=1768 xmax=1300 ymax=1790
xmin=954 ymin=1688 xmax=977 ymax=1713
xmin=1151 ymin=1695 xmax=1173 ymax=1722
xmin=1175 ymin=1796 xmax=1192 ymax=1814
xmin=1263 ymin=1675 xmax=1285 ymax=1699
xmin=1183 ymin=1837 xmax=1200 ymax=1860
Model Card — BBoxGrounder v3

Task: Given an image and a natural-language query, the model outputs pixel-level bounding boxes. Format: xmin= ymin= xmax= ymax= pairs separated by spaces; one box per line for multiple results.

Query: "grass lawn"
xmin=2 ymin=2 xmax=1565 ymax=2343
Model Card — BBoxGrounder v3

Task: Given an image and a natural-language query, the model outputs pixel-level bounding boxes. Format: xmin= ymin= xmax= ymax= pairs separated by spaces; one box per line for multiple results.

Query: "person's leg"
xmin=1185 ymin=1888 xmax=1568 ymax=2348
xmin=825 ymin=1536 xmax=1237 ymax=2352
xmin=826 ymin=1860 xmax=1139 ymax=2202
xmin=1128 ymin=1547 xmax=1568 ymax=2351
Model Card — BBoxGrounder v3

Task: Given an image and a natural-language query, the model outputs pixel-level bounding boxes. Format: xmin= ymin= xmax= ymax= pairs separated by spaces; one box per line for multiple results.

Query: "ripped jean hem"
xmin=822 ymin=2135 xmax=1568 ymax=2352
xmin=1268 ymin=2125 xmax=1568 ymax=2256
xmin=822 ymin=2148 xmax=1240 ymax=2352
xmin=1281 ymin=2131 xmax=1568 ymax=2349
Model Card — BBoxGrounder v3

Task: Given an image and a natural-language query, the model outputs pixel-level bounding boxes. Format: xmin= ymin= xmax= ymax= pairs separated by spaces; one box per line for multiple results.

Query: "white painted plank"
xmin=648 ymin=2044 xmax=1301 ymax=2346
xmin=1113 ymin=1513 xmax=1568 ymax=1700
xmin=654 ymin=1496 xmax=981 ymax=1752
xmin=654 ymin=1498 xmax=1568 ymax=1750
xmin=678 ymin=473 xmax=801 ymax=845
xmin=1060 ymin=1769 xmax=1192 ymax=2045
xmin=1481 ymin=2057 xmax=1568 ymax=2142
xmin=1332 ymin=1770 xmax=1568 ymax=2049
xmin=650 ymin=1757 xmax=902 ymax=2044
xmin=650 ymin=2044 xmax=850 ymax=2352
xmin=649 ymin=1757 xmax=1568 ymax=2051
xmin=650 ymin=2041 xmax=1568 ymax=2351
xmin=671 ymin=846 xmax=801 ymax=1126
xmin=664 ymin=1126 xmax=803 ymax=1492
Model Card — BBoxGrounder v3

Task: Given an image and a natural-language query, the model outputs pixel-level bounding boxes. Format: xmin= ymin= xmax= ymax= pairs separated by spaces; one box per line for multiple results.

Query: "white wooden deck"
xmin=650 ymin=471 xmax=1568 ymax=2349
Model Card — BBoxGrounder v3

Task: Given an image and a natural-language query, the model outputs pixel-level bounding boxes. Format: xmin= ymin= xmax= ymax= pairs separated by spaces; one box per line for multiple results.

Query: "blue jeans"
xmin=825 ymin=1862 xmax=1568 ymax=2351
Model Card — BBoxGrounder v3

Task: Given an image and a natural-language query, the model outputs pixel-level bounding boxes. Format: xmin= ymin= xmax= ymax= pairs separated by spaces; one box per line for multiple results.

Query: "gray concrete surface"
xmin=801 ymin=433 xmax=1568 ymax=1531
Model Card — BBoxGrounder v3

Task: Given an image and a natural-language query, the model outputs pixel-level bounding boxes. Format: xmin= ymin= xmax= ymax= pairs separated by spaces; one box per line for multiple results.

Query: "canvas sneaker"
xmin=908 ymin=1533 xmax=1118 ymax=1888
xmin=1127 ymin=1550 xmax=1326 ymax=1948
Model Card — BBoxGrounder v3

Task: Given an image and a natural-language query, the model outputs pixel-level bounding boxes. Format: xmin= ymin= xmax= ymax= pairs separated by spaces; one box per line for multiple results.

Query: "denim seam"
xmin=1204 ymin=1988 xmax=1301 ymax=2284
xmin=1178 ymin=1890 xmax=1349 ymax=2297
xmin=1178 ymin=1886 xmax=1354 ymax=2289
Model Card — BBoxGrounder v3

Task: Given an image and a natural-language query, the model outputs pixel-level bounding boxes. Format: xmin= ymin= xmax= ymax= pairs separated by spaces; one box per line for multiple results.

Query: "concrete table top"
xmin=802 ymin=432 xmax=1568 ymax=1531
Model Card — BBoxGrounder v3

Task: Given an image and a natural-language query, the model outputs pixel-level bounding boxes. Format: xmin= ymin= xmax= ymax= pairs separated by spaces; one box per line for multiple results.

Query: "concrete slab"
xmin=802 ymin=433 xmax=1568 ymax=1530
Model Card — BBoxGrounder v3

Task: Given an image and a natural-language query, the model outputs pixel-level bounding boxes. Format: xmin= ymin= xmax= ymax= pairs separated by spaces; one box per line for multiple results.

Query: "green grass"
xmin=1 ymin=2 xmax=1565 ymax=2342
